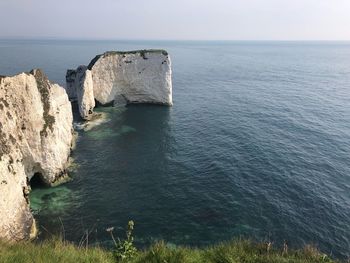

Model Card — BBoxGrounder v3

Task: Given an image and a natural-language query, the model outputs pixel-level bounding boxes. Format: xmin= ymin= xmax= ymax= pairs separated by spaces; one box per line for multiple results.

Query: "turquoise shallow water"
xmin=0 ymin=40 xmax=350 ymax=258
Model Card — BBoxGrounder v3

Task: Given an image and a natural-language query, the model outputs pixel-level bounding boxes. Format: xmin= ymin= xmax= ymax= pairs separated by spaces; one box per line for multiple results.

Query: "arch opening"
xmin=29 ymin=172 xmax=47 ymax=189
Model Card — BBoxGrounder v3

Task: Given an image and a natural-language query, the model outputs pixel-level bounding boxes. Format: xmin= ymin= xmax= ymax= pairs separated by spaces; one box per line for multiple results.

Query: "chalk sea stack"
xmin=0 ymin=70 xmax=74 ymax=241
xmin=66 ymin=49 xmax=173 ymax=119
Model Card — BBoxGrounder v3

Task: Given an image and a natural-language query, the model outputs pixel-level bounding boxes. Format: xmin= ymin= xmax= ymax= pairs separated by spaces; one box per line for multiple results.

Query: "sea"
xmin=0 ymin=40 xmax=349 ymax=258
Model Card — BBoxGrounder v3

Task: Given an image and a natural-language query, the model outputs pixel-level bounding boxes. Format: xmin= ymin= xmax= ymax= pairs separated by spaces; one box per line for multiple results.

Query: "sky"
xmin=0 ymin=0 xmax=349 ymax=40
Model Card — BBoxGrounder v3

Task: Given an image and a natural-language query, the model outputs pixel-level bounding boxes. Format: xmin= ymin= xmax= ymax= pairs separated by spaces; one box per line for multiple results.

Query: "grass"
xmin=0 ymin=238 xmax=114 ymax=263
xmin=0 ymin=238 xmax=339 ymax=263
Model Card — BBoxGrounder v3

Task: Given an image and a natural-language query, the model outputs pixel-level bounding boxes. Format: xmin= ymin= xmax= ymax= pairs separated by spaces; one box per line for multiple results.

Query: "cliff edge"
xmin=0 ymin=69 xmax=74 ymax=241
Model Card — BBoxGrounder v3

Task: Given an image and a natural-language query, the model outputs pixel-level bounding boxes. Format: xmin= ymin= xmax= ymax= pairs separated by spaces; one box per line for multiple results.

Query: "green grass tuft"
xmin=0 ymin=238 xmax=339 ymax=263
xmin=0 ymin=238 xmax=114 ymax=263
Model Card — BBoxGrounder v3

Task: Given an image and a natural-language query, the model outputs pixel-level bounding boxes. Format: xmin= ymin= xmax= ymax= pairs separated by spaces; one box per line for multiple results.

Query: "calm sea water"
xmin=0 ymin=40 xmax=349 ymax=258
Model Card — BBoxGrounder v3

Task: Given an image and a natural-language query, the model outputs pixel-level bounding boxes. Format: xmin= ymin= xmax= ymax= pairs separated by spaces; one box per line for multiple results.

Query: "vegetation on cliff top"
xmin=0 ymin=221 xmax=341 ymax=262
xmin=87 ymin=50 xmax=168 ymax=69
xmin=0 ymin=222 xmax=341 ymax=262
xmin=0 ymin=239 xmax=338 ymax=263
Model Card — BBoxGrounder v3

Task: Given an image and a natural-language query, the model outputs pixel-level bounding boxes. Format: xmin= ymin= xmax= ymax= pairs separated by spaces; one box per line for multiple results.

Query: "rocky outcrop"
xmin=0 ymin=69 xmax=73 ymax=242
xmin=75 ymin=66 xmax=95 ymax=120
xmin=65 ymin=69 xmax=77 ymax=100
xmin=89 ymin=50 xmax=173 ymax=106
xmin=66 ymin=49 xmax=172 ymax=119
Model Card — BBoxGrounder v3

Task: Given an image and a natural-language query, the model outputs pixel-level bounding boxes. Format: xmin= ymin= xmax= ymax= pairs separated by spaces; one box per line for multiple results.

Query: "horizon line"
xmin=0 ymin=37 xmax=350 ymax=42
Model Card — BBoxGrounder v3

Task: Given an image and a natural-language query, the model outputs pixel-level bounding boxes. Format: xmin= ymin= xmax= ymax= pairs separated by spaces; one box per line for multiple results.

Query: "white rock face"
xmin=66 ymin=50 xmax=173 ymax=118
xmin=76 ymin=66 xmax=95 ymax=120
xmin=88 ymin=50 xmax=172 ymax=106
xmin=0 ymin=69 xmax=73 ymax=241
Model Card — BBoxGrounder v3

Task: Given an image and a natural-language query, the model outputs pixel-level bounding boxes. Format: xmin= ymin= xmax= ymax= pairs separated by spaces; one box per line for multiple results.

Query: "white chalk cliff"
xmin=66 ymin=50 xmax=172 ymax=119
xmin=0 ymin=70 xmax=73 ymax=241
xmin=75 ymin=66 xmax=95 ymax=120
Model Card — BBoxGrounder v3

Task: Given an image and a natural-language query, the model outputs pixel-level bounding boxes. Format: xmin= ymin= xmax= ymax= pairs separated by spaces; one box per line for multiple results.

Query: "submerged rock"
xmin=30 ymin=185 xmax=74 ymax=216
xmin=0 ymin=69 xmax=74 ymax=241
xmin=66 ymin=49 xmax=173 ymax=119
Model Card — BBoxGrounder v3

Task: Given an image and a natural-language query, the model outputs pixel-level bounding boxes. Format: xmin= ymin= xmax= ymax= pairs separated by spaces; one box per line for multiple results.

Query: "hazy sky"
xmin=0 ymin=0 xmax=349 ymax=40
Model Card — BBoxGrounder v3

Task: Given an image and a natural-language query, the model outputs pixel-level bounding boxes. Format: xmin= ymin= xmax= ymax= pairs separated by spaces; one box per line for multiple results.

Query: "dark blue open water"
xmin=0 ymin=40 xmax=349 ymax=258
